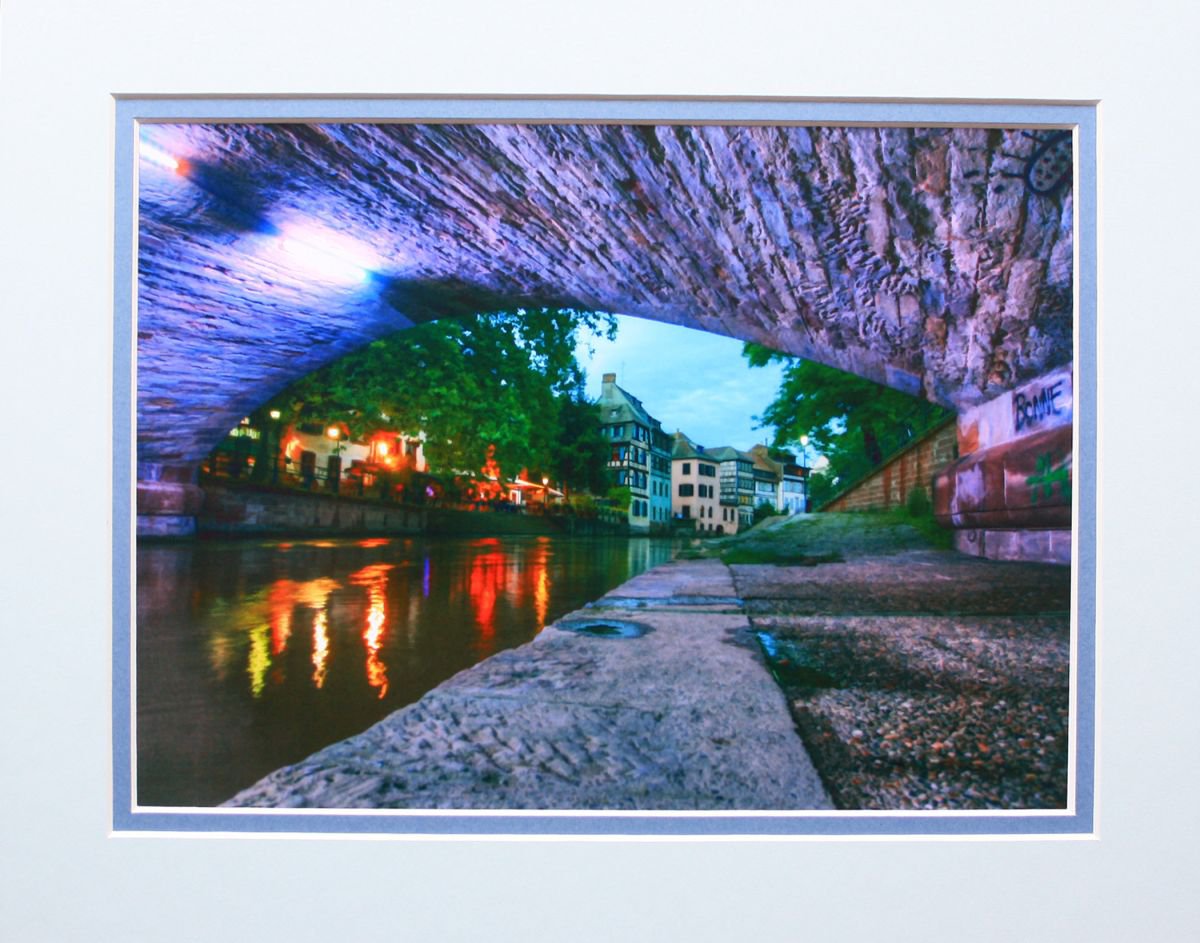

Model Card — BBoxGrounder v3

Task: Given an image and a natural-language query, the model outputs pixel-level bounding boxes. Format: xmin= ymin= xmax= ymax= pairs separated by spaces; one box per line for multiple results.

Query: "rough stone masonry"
xmin=137 ymin=124 xmax=1073 ymax=467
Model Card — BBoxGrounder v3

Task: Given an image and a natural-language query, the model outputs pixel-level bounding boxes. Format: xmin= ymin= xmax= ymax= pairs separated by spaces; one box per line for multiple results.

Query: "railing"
xmin=811 ymin=411 xmax=955 ymax=510
xmin=202 ymin=451 xmax=627 ymax=522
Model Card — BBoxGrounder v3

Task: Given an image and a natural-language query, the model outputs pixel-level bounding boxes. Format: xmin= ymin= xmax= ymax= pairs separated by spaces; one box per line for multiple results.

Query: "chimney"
xmin=602 ymin=372 xmax=616 ymax=385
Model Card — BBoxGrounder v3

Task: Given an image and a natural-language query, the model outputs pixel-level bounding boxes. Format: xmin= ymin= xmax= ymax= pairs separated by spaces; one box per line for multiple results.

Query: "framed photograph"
xmin=6 ymin=2 xmax=1197 ymax=940
xmin=115 ymin=97 xmax=1095 ymax=839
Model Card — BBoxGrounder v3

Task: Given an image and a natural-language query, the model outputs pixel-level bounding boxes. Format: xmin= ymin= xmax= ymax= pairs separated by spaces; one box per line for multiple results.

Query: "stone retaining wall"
xmin=192 ymin=484 xmax=625 ymax=539
xmin=823 ymin=420 xmax=958 ymax=513
xmin=198 ymin=484 xmax=425 ymax=536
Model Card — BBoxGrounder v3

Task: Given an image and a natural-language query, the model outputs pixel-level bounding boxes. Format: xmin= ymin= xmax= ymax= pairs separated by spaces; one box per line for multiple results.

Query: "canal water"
xmin=136 ymin=534 xmax=676 ymax=807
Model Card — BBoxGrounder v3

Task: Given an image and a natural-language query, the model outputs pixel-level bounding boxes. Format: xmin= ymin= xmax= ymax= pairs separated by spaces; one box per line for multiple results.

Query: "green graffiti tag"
xmin=1026 ymin=452 xmax=1071 ymax=503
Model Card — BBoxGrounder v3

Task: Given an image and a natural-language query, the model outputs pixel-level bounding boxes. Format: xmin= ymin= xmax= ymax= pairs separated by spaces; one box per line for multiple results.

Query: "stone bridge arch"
xmin=134 ymin=121 xmax=1075 ymax=553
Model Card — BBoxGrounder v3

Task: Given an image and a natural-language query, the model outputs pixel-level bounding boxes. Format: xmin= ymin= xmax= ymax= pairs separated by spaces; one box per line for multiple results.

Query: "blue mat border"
xmin=112 ymin=96 xmax=1097 ymax=838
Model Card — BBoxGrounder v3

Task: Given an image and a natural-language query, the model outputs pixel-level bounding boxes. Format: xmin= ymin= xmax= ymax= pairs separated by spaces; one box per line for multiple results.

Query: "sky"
xmin=574 ymin=314 xmax=789 ymax=453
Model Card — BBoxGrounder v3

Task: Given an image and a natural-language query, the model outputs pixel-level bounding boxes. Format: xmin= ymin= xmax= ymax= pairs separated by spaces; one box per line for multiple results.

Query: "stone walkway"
xmin=224 ymin=559 xmax=833 ymax=810
xmin=719 ymin=514 xmax=1072 ymax=810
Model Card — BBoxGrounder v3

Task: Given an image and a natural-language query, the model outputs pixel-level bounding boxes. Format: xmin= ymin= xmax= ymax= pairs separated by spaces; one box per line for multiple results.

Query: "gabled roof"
xmin=705 ymin=445 xmax=756 ymax=464
xmin=749 ymin=444 xmax=781 ymax=474
xmin=597 ymin=379 xmax=663 ymax=431
xmin=671 ymin=431 xmax=707 ymax=461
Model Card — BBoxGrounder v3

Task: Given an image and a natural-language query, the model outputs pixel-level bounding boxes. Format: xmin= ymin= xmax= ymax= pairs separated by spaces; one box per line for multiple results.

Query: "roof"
xmin=597 ymin=379 xmax=663 ymax=432
xmin=671 ymin=431 xmax=709 ymax=461
xmin=749 ymin=445 xmax=780 ymax=475
xmin=705 ymin=446 xmax=756 ymax=464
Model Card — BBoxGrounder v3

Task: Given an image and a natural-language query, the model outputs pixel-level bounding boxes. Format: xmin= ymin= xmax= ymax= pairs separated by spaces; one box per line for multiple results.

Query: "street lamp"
xmin=326 ymin=425 xmax=343 ymax=493
xmin=268 ymin=409 xmax=282 ymax=484
xmin=799 ymin=434 xmax=810 ymax=513
xmin=542 ymin=476 xmax=550 ymax=510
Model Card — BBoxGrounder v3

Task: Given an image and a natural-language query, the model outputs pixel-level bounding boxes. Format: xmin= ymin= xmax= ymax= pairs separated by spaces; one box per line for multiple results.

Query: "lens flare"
xmin=140 ymin=141 xmax=180 ymax=172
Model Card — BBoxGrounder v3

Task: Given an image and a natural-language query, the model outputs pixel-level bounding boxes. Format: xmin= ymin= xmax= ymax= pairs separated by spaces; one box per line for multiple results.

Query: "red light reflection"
xmin=467 ymin=551 xmax=506 ymax=646
xmin=267 ymin=580 xmax=295 ymax=655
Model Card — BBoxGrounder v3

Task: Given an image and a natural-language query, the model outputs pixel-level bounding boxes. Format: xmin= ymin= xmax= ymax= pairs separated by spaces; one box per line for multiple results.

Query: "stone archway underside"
xmin=136 ymin=123 xmax=1073 ymax=466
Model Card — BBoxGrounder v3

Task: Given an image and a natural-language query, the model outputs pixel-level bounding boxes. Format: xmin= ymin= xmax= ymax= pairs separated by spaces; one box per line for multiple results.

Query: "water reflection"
xmin=349 ymin=563 xmax=393 ymax=699
xmin=136 ymin=535 xmax=676 ymax=806
xmin=312 ymin=610 xmax=330 ymax=688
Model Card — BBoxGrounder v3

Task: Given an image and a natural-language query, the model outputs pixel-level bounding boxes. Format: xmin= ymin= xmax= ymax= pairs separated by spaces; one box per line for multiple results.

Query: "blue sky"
xmin=575 ymin=314 xmax=789 ymax=452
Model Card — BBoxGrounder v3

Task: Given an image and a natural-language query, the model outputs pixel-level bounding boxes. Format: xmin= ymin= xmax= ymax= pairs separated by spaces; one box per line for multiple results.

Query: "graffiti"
xmin=1023 ymin=130 xmax=1072 ymax=195
xmin=1013 ymin=380 xmax=1066 ymax=432
xmin=1026 ymin=452 xmax=1071 ymax=503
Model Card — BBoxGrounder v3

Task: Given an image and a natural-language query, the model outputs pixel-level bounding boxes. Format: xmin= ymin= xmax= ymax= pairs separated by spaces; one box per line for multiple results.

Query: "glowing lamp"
xmin=542 ymin=477 xmax=549 ymax=486
xmin=326 ymin=426 xmax=341 ymax=440
xmin=377 ymin=442 xmax=389 ymax=457
xmin=269 ymin=409 xmax=281 ymax=420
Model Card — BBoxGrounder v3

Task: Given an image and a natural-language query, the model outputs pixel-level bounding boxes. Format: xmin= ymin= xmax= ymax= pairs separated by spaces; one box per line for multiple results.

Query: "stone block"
xmin=137 ymin=479 xmax=204 ymax=516
xmin=935 ymin=423 xmax=1071 ymax=530
xmin=953 ymin=527 xmax=1069 ymax=565
xmin=137 ymin=514 xmax=195 ymax=538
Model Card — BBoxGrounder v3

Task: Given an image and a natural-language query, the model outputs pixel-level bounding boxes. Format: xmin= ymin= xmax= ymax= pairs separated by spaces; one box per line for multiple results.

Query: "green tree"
xmin=743 ymin=343 xmax=952 ymax=501
xmin=268 ymin=309 xmax=616 ymax=492
xmin=549 ymin=387 xmax=613 ymax=496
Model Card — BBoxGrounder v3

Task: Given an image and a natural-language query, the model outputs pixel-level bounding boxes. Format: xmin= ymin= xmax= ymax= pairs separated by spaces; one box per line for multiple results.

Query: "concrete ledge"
xmin=954 ymin=527 xmax=1071 ymax=565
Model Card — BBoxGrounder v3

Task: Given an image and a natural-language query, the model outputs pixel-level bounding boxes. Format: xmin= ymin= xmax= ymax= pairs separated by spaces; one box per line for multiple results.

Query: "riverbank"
xmin=137 ymin=534 xmax=674 ymax=806
xmin=223 ymin=558 xmax=832 ymax=810
xmin=705 ymin=513 xmax=1072 ymax=809
xmin=222 ymin=513 xmax=1072 ymax=812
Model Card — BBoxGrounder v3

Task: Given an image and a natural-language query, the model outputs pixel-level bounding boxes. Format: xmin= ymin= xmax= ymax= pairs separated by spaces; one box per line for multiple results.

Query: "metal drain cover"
xmin=554 ymin=618 xmax=653 ymax=639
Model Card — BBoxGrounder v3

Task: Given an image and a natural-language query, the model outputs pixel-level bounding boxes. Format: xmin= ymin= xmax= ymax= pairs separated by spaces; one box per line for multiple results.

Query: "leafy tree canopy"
xmin=743 ymin=343 xmax=952 ymax=501
xmin=263 ymin=309 xmax=616 ymax=492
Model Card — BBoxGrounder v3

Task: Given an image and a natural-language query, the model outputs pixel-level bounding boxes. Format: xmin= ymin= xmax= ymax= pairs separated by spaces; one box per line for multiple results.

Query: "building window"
xmin=700 ymin=463 xmax=715 ymax=477
xmin=678 ymin=483 xmax=694 ymax=497
xmin=682 ymin=462 xmax=691 ymax=475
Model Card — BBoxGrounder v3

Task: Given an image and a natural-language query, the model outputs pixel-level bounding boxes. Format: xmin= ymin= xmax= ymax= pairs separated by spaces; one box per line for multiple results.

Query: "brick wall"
xmin=823 ymin=420 xmax=958 ymax=513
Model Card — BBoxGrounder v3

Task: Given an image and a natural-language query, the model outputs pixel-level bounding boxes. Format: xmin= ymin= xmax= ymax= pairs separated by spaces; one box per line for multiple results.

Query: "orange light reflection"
xmin=312 ymin=610 xmax=330 ymax=688
xmin=533 ymin=549 xmax=550 ymax=631
xmin=349 ymin=563 xmax=394 ymax=699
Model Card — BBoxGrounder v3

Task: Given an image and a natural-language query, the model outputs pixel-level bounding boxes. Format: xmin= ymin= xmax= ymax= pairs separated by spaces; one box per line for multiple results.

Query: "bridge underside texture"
xmin=136 ymin=122 xmax=1074 ymax=467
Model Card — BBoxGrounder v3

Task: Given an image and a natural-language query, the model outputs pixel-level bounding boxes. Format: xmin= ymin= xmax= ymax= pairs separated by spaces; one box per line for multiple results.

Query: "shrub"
xmin=752 ymin=503 xmax=782 ymax=525
xmin=905 ymin=486 xmax=932 ymax=517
